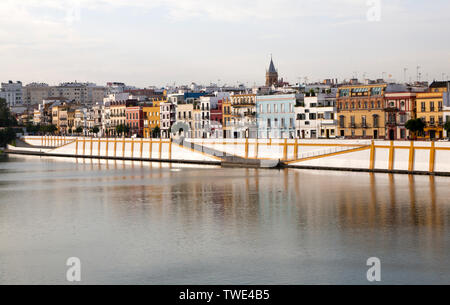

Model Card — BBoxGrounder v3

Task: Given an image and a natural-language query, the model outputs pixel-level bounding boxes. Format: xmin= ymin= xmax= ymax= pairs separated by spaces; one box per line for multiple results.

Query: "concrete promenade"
xmin=6 ymin=136 xmax=450 ymax=175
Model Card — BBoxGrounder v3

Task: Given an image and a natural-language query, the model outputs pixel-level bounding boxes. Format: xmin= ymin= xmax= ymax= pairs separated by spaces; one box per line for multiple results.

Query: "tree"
xmin=0 ymin=98 xmax=17 ymax=127
xmin=405 ymin=119 xmax=425 ymax=140
xmin=152 ymin=126 xmax=161 ymax=138
xmin=115 ymin=124 xmax=129 ymax=137
xmin=0 ymin=127 xmax=17 ymax=148
xmin=444 ymin=121 xmax=450 ymax=138
xmin=75 ymin=126 xmax=83 ymax=134
xmin=91 ymin=126 xmax=100 ymax=135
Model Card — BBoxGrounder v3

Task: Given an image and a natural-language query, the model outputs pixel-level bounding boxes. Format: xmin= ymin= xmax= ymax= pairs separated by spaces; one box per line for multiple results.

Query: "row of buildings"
xmin=4 ymin=58 xmax=450 ymax=140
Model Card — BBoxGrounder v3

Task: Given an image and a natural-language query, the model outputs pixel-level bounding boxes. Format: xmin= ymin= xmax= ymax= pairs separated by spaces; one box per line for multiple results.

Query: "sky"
xmin=0 ymin=0 xmax=449 ymax=88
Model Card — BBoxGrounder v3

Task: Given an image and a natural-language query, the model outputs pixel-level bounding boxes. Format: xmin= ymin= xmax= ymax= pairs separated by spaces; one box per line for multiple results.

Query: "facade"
xmin=160 ymin=101 xmax=176 ymax=138
xmin=49 ymin=82 xmax=106 ymax=105
xmin=337 ymin=84 xmax=387 ymax=139
xmin=0 ymin=81 xmax=23 ymax=107
xmin=295 ymin=93 xmax=337 ymax=139
xmin=222 ymin=98 xmax=232 ymax=138
xmin=265 ymin=57 xmax=279 ymax=87
xmin=176 ymin=103 xmax=194 ymax=138
xmin=416 ymin=92 xmax=444 ymax=140
xmin=126 ymin=106 xmax=144 ymax=137
xmin=143 ymin=101 xmax=161 ymax=138
xmin=110 ymin=101 xmax=127 ymax=136
xmin=229 ymin=94 xmax=257 ymax=139
xmin=414 ymin=81 xmax=449 ymax=140
xmin=384 ymin=92 xmax=416 ymax=140
xmin=210 ymin=100 xmax=223 ymax=138
xmin=51 ymin=103 xmax=74 ymax=135
xmin=256 ymin=94 xmax=298 ymax=139
xmin=22 ymin=83 xmax=51 ymax=106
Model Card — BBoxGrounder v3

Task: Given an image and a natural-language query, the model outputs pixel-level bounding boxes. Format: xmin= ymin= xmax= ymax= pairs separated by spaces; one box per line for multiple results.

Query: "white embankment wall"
xmin=13 ymin=136 xmax=450 ymax=174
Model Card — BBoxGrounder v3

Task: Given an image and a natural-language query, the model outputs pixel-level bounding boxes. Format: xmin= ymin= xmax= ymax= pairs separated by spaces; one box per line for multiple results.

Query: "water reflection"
xmin=0 ymin=156 xmax=449 ymax=284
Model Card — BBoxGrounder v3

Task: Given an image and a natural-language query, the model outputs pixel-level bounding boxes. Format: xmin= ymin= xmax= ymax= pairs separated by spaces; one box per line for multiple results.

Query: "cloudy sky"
xmin=0 ymin=0 xmax=449 ymax=87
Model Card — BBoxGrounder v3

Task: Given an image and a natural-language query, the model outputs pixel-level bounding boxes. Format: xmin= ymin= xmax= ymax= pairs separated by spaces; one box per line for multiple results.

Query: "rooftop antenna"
xmin=416 ymin=65 xmax=421 ymax=82
xmin=403 ymin=68 xmax=408 ymax=83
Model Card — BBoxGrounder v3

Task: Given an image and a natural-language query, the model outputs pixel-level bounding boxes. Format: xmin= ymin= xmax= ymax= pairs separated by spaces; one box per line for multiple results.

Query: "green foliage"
xmin=39 ymin=125 xmax=57 ymax=134
xmin=0 ymin=127 xmax=16 ymax=147
xmin=115 ymin=124 xmax=129 ymax=136
xmin=91 ymin=126 xmax=100 ymax=134
xmin=444 ymin=121 xmax=450 ymax=133
xmin=152 ymin=126 xmax=161 ymax=138
xmin=0 ymin=98 xmax=17 ymax=127
xmin=75 ymin=126 xmax=83 ymax=134
xmin=405 ymin=119 xmax=426 ymax=139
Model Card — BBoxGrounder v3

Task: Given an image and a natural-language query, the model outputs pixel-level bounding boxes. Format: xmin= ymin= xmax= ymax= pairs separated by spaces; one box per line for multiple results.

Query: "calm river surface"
xmin=0 ymin=155 xmax=449 ymax=285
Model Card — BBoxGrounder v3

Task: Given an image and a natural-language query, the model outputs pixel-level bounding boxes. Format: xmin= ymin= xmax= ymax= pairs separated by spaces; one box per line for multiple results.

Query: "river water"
xmin=0 ymin=155 xmax=449 ymax=285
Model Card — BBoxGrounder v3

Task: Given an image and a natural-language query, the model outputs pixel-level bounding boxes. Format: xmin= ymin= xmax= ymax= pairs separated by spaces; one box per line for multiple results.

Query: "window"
xmin=260 ymin=104 xmax=263 ymax=113
xmin=421 ymin=102 xmax=426 ymax=112
xmin=274 ymin=104 xmax=278 ymax=113
xmin=362 ymin=116 xmax=367 ymax=127
xmin=267 ymin=119 xmax=271 ymax=128
xmin=373 ymin=115 xmax=379 ymax=128
xmin=267 ymin=104 xmax=271 ymax=113
xmin=430 ymin=116 xmax=435 ymax=125
xmin=281 ymin=104 xmax=285 ymax=113
xmin=430 ymin=102 xmax=435 ymax=112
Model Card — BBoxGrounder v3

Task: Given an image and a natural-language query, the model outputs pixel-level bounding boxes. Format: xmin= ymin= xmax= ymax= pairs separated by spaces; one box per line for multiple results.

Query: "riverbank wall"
xmin=6 ymin=136 xmax=450 ymax=175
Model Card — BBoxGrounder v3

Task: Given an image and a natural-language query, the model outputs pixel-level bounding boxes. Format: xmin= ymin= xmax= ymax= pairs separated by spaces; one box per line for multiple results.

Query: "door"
xmin=374 ymin=130 xmax=378 ymax=139
xmin=389 ymin=129 xmax=395 ymax=140
xmin=326 ymin=129 xmax=330 ymax=139
xmin=429 ymin=130 xmax=436 ymax=140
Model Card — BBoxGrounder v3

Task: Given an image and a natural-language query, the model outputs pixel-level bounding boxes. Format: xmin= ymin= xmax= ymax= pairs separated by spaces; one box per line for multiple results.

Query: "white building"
xmin=160 ymin=102 xmax=176 ymax=138
xmin=295 ymin=91 xmax=337 ymax=139
xmin=0 ymin=81 xmax=23 ymax=107
xmin=444 ymin=91 xmax=450 ymax=138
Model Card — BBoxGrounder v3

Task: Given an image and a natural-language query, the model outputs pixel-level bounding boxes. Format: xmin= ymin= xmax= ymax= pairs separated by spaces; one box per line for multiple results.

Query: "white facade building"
xmin=160 ymin=102 xmax=176 ymax=138
xmin=0 ymin=81 xmax=23 ymax=107
xmin=295 ymin=92 xmax=337 ymax=139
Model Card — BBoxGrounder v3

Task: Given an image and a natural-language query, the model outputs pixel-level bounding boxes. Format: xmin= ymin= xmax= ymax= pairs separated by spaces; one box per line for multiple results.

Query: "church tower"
xmin=265 ymin=56 xmax=279 ymax=87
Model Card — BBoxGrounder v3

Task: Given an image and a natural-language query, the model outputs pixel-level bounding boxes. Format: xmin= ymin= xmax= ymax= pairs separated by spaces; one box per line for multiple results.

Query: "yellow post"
xmin=159 ymin=140 xmax=163 ymax=159
xmin=98 ymin=138 xmax=101 ymax=156
xmin=283 ymin=139 xmax=288 ymax=161
xmin=140 ymin=138 xmax=144 ymax=158
xmin=408 ymin=141 xmax=415 ymax=172
xmin=369 ymin=140 xmax=375 ymax=170
xmin=114 ymin=139 xmax=117 ymax=157
xmin=294 ymin=139 xmax=299 ymax=160
xmin=83 ymin=138 xmax=86 ymax=155
xmin=169 ymin=139 xmax=173 ymax=160
xmin=75 ymin=139 xmax=79 ymax=156
xmin=245 ymin=138 xmax=249 ymax=159
xmin=90 ymin=138 xmax=94 ymax=156
xmin=105 ymin=138 xmax=109 ymax=157
xmin=41 ymin=137 xmax=43 ymax=147
xmin=255 ymin=140 xmax=259 ymax=159
xmin=388 ymin=141 xmax=394 ymax=171
xmin=429 ymin=141 xmax=436 ymax=173
xmin=122 ymin=138 xmax=126 ymax=158
xmin=131 ymin=139 xmax=135 ymax=158
xmin=149 ymin=138 xmax=153 ymax=159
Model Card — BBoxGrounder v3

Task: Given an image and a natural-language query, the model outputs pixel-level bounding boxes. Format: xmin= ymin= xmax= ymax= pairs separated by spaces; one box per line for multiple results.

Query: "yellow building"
xmin=222 ymin=98 xmax=232 ymax=138
xmin=416 ymin=93 xmax=444 ymax=140
xmin=143 ymin=100 xmax=161 ymax=138
xmin=51 ymin=103 xmax=72 ymax=135
xmin=337 ymin=84 xmax=387 ymax=139
xmin=415 ymin=81 xmax=449 ymax=140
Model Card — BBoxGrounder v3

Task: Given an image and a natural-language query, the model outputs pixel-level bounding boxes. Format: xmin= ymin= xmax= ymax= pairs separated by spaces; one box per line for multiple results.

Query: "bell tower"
xmin=265 ymin=55 xmax=278 ymax=87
